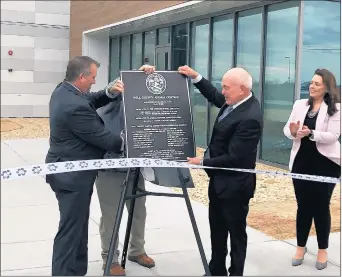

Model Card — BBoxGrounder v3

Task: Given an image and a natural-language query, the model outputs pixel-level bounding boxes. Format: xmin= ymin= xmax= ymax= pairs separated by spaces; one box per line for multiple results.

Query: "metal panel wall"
xmin=1 ymin=1 xmax=70 ymax=117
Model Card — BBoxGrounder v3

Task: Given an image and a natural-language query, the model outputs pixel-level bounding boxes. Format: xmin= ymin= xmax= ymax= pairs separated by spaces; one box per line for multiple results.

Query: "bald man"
xmin=178 ymin=66 xmax=263 ymax=276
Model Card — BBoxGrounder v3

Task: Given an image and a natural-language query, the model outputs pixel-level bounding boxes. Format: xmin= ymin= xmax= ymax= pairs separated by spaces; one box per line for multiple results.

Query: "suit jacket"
xmin=283 ymin=99 xmax=341 ymax=171
xmin=46 ymin=81 xmax=123 ymax=191
xmin=194 ymin=77 xmax=263 ymax=200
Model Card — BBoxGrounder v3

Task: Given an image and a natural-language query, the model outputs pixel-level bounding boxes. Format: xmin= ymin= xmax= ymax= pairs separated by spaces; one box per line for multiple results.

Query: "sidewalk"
xmin=1 ymin=138 xmax=340 ymax=276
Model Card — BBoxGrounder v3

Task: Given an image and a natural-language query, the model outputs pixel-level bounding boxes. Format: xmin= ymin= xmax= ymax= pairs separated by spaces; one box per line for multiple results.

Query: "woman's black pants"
xmin=293 ymin=178 xmax=335 ymax=249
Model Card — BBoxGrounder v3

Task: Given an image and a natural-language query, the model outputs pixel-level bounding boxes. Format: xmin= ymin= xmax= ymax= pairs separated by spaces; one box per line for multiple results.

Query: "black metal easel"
xmin=103 ymin=167 xmax=211 ymax=276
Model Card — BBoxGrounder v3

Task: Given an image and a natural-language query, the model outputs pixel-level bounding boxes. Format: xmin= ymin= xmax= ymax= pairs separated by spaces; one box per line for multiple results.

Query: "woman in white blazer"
xmin=283 ymin=68 xmax=340 ymax=270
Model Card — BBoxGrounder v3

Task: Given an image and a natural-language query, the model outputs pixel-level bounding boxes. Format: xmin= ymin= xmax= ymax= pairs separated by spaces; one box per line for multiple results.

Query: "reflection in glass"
xmin=158 ymin=27 xmax=170 ymax=45
xmin=132 ymin=33 xmax=143 ymax=69
xmin=144 ymin=30 xmax=156 ymax=65
xmin=210 ymin=14 xmax=233 ymax=134
xmin=120 ymin=35 xmax=130 ymax=70
xmin=171 ymin=24 xmax=188 ymax=70
xmin=261 ymin=2 xmax=299 ymax=165
xmin=109 ymin=37 xmax=120 ymax=81
xmin=190 ymin=20 xmax=209 ymax=148
xmin=236 ymin=8 xmax=262 ymax=100
xmin=300 ymin=1 xmax=341 ymax=100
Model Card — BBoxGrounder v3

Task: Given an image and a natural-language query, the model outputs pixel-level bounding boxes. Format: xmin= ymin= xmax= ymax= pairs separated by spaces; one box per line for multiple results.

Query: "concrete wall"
xmin=1 ymin=1 xmax=70 ymax=117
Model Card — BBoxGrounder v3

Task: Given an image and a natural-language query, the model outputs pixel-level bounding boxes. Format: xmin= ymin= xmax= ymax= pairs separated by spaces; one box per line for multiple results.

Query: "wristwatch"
xmin=308 ymin=129 xmax=314 ymax=139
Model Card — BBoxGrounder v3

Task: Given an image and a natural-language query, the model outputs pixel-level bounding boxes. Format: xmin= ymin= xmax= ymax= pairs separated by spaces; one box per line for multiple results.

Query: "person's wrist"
xmin=191 ymin=72 xmax=199 ymax=79
xmin=106 ymin=88 xmax=115 ymax=98
xmin=108 ymin=87 xmax=120 ymax=94
xmin=107 ymin=84 xmax=114 ymax=92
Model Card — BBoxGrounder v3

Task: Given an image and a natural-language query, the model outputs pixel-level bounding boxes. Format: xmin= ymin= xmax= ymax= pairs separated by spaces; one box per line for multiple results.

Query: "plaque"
xmin=120 ymin=71 xmax=195 ymax=162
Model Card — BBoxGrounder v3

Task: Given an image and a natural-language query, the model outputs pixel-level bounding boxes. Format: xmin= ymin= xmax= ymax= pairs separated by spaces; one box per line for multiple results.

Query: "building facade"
xmin=1 ymin=1 xmax=70 ymax=117
xmin=72 ymin=0 xmax=340 ymax=166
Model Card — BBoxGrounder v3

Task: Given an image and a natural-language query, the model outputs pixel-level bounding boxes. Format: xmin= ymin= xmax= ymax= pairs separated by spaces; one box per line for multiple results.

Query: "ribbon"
xmin=1 ymin=158 xmax=340 ymax=184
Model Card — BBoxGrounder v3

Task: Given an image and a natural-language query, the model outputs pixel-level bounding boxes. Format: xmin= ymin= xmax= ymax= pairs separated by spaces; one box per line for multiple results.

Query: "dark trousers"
xmin=293 ymin=179 xmax=335 ymax=249
xmin=292 ymin=145 xmax=339 ymax=250
xmin=208 ymin=186 xmax=250 ymax=276
xmin=50 ymin=185 xmax=93 ymax=276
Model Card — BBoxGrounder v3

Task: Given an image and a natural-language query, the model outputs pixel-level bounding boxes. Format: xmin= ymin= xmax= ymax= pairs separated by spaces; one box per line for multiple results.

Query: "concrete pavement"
xmin=1 ymin=138 xmax=340 ymax=275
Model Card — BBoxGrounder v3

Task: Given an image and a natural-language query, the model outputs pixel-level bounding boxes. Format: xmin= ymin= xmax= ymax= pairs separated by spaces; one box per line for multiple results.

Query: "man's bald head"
xmin=223 ymin=68 xmax=253 ymax=91
xmin=221 ymin=67 xmax=253 ymax=105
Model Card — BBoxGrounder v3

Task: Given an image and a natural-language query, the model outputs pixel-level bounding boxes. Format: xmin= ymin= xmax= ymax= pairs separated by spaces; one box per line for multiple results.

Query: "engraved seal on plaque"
xmin=145 ymin=73 xmax=167 ymax=95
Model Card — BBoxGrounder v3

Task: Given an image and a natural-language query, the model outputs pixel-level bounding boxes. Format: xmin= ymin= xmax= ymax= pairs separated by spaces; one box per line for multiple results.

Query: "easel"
xmin=103 ymin=167 xmax=211 ymax=276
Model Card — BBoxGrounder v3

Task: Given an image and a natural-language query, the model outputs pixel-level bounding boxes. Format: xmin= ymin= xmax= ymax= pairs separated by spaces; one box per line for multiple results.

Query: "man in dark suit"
xmin=46 ymin=56 xmax=124 ymax=276
xmin=178 ymin=65 xmax=263 ymax=276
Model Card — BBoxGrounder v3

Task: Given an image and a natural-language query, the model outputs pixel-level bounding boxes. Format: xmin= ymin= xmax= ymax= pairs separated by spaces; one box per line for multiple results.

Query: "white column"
xmin=82 ymin=30 xmax=110 ymax=91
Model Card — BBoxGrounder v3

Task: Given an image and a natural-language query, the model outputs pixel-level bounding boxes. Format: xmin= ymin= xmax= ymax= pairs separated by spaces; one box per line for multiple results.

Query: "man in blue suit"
xmin=46 ymin=56 xmax=124 ymax=276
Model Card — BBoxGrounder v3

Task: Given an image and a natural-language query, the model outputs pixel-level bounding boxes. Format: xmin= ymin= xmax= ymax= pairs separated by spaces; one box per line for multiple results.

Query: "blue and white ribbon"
xmin=1 ymin=158 xmax=340 ymax=184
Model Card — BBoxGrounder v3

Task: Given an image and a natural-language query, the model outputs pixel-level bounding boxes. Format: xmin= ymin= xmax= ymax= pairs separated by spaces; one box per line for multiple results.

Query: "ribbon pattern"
xmin=1 ymin=158 xmax=340 ymax=184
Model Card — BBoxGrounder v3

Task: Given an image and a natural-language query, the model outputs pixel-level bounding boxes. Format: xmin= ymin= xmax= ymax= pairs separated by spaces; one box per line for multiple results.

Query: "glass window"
xmin=190 ymin=19 xmax=210 ymax=148
xmin=143 ymin=30 xmax=156 ymax=65
xmin=109 ymin=37 xmax=120 ymax=81
xmin=210 ymin=14 xmax=233 ymax=135
xmin=158 ymin=27 xmax=170 ymax=45
xmin=171 ymin=23 xmax=189 ymax=70
xmin=120 ymin=35 xmax=130 ymax=70
xmin=261 ymin=2 xmax=299 ymax=165
xmin=236 ymin=8 xmax=262 ymax=100
xmin=132 ymin=33 xmax=143 ymax=69
xmin=300 ymin=1 xmax=341 ymax=99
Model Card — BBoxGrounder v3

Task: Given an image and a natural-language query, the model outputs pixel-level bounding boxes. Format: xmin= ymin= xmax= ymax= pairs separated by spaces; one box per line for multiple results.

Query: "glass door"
xmin=155 ymin=46 xmax=171 ymax=70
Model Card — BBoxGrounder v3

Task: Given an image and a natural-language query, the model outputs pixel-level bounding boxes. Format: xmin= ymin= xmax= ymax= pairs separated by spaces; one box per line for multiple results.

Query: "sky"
xmin=301 ymin=1 xmax=341 ymax=85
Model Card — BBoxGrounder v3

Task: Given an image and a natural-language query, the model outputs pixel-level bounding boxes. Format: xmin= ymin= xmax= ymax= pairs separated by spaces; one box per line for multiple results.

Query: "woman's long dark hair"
xmin=308 ymin=68 xmax=340 ymax=116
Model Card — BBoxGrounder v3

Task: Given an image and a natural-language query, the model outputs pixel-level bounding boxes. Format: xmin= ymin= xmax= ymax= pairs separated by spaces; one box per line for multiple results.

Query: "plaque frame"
xmin=120 ymin=70 xmax=196 ymax=162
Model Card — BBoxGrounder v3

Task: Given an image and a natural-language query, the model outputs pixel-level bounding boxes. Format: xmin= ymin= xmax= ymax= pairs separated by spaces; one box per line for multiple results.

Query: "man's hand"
xmin=139 ymin=65 xmax=155 ymax=74
xmin=108 ymin=79 xmax=124 ymax=94
xmin=178 ymin=65 xmax=199 ymax=79
xmin=289 ymin=121 xmax=300 ymax=137
xmin=297 ymin=125 xmax=311 ymax=138
xmin=187 ymin=157 xmax=202 ymax=165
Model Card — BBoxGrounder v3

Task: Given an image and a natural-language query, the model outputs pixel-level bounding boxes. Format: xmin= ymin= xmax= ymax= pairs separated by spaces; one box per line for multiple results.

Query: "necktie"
xmin=218 ymin=106 xmax=233 ymax=121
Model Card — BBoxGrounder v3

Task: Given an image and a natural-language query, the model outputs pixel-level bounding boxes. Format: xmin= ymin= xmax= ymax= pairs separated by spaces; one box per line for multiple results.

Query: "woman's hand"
xmin=297 ymin=125 xmax=311 ymax=138
xmin=289 ymin=121 xmax=300 ymax=137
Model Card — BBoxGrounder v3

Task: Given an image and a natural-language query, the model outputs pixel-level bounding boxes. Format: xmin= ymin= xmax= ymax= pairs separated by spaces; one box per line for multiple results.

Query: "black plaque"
xmin=120 ymin=71 xmax=195 ymax=162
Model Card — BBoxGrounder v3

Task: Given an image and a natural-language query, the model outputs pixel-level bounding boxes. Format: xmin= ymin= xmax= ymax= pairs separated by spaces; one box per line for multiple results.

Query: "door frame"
xmin=155 ymin=45 xmax=171 ymax=70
